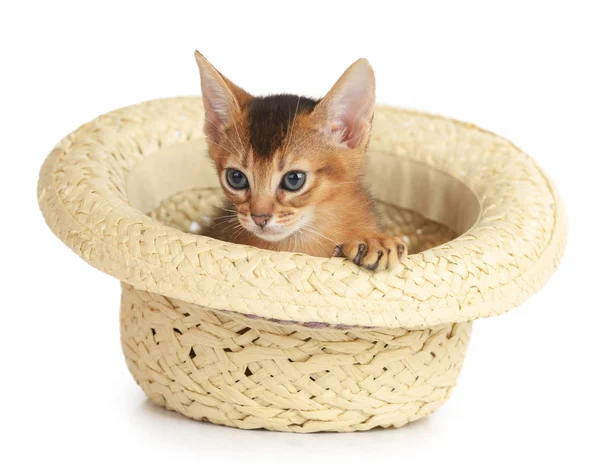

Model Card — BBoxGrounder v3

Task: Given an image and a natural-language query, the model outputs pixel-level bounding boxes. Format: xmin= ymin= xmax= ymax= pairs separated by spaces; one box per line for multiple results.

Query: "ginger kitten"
xmin=195 ymin=52 xmax=407 ymax=271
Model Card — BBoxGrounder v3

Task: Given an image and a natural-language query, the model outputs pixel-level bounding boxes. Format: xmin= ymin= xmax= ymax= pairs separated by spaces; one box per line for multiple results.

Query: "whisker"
xmin=210 ymin=221 xmax=235 ymax=230
xmin=212 ymin=218 xmax=235 ymax=226
xmin=231 ymin=226 xmax=246 ymax=242
xmin=300 ymin=224 xmax=340 ymax=250
xmin=211 ymin=214 xmax=237 ymax=221
xmin=316 ymin=208 xmax=342 ymax=223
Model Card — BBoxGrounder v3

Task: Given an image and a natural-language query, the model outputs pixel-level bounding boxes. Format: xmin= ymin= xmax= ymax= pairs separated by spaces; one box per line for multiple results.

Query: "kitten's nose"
xmin=251 ymin=213 xmax=272 ymax=228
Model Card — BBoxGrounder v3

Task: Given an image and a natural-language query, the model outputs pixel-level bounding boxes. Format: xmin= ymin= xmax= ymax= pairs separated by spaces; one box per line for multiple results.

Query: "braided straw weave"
xmin=37 ymin=97 xmax=566 ymax=432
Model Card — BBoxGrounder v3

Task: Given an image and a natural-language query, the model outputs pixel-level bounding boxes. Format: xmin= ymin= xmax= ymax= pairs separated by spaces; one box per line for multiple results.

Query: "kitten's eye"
xmin=226 ymin=169 xmax=249 ymax=190
xmin=281 ymin=171 xmax=306 ymax=192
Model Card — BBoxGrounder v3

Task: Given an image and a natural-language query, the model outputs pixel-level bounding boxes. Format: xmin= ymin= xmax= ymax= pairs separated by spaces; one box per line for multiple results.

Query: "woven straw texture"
xmin=121 ymin=284 xmax=471 ymax=432
xmin=38 ymin=97 xmax=566 ymax=431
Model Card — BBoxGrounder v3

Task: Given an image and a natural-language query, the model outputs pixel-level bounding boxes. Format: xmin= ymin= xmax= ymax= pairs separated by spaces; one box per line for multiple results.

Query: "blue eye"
xmin=226 ymin=169 xmax=249 ymax=190
xmin=281 ymin=171 xmax=306 ymax=191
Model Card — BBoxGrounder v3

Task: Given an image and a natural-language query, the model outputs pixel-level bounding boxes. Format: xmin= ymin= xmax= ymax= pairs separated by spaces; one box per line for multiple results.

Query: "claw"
xmin=366 ymin=250 xmax=384 ymax=271
xmin=354 ymin=243 xmax=367 ymax=265
xmin=397 ymin=243 xmax=406 ymax=259
xmin=333 ymin=245 xmax=344 ymax=257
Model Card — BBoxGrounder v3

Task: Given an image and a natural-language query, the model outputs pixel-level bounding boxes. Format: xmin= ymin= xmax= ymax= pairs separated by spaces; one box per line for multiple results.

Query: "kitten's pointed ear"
xmin=313 ymin=59 xmax=376 ymax=149
xmin=194 ymin=51 xmax=251 ymax=143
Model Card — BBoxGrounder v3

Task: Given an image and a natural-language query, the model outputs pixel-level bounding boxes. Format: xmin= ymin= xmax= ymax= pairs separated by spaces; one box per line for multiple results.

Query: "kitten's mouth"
xmin=240 ymin=213 xmax=310 ymax=243
xmin=250 ymin=226 xmax=293 ymax=242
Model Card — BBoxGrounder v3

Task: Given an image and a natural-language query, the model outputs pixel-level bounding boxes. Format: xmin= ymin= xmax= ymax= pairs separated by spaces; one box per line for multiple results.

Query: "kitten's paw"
xmin=333 ymin=236 xmax=407 ymax=272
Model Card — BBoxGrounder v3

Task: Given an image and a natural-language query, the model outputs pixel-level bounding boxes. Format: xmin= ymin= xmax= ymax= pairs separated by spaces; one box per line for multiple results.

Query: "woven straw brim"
xmin=37 ymin=97 xmax=567 ymax=330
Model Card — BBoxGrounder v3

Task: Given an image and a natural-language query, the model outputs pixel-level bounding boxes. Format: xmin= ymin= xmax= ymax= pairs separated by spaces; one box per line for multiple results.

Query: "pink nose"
xmin=251 ymin=213 xmax=272 ymax=228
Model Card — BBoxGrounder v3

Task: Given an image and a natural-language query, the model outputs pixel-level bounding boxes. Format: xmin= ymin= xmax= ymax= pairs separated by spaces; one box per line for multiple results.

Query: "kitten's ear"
xmin=313 ymin=59 xmax=376 ymax=149
xmin=194 ymin=51 xmax=251 ymax=143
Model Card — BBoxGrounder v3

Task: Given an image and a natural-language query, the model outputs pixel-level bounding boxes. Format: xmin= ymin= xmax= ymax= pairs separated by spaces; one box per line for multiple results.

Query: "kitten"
xmin=195 ymin=51 xmax=407 ymax=271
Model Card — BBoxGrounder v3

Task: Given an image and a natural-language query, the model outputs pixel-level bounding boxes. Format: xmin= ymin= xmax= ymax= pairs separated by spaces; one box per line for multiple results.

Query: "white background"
xmin=2 ymin=1 xmax=599 ymax=464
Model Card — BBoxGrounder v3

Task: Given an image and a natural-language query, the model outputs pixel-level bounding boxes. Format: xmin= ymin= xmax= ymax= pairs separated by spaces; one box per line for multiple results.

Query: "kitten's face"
xmin=218 ymin=154 xmax=317 ymax=242
xmin=212 ymin=97 xmax=345 ymax=242
xmin=195 ymin=53 xmax=376 ymax=243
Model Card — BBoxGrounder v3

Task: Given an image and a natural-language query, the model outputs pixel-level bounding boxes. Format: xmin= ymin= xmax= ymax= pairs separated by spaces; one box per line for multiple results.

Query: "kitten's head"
xmin=195 ymin=52 xmax=376 ymax=242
